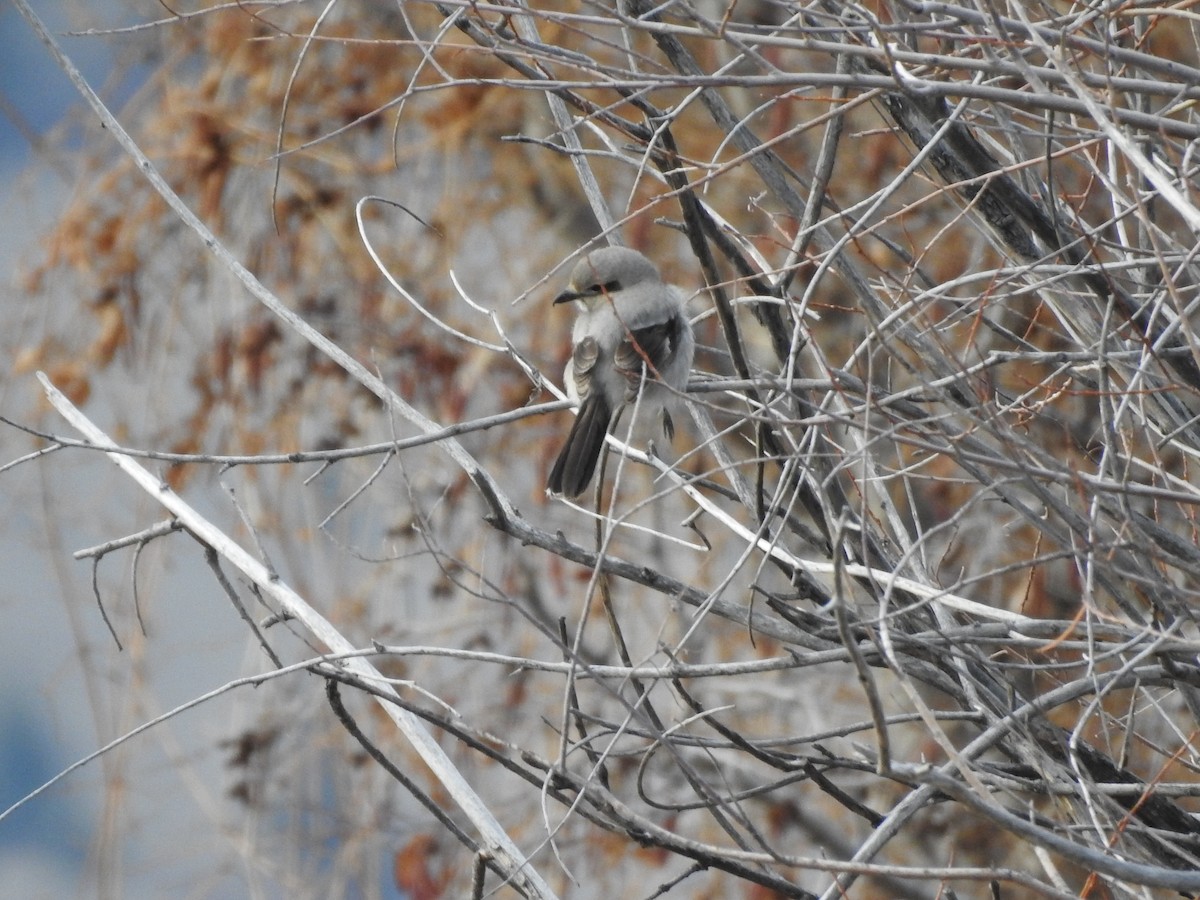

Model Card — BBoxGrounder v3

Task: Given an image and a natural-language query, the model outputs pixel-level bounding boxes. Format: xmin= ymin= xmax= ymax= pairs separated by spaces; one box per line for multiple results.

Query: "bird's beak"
xmin=553 ymin=288 xmax=581 ymax=305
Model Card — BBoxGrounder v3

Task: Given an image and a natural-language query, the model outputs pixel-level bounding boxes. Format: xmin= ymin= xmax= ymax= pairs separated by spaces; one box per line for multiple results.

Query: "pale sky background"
xmin=5 ymin=3 xmax=569 ymax=898
xmin=2 ymin=6 xmax=121 ymax=895
xmin=0 ymin=5 xmax=379 ymax=898
xmin=2 ymin=6 xmax=159 ymax=896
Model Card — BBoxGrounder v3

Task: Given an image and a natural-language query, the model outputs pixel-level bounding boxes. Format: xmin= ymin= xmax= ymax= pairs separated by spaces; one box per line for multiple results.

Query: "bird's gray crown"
xmin=556 ymin=247 xmax=661 ymax=304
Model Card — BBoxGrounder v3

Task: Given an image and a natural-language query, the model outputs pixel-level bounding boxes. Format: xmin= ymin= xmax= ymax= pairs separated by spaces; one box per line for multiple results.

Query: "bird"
xmin=547 ymin=247 xmax=695 ymax=497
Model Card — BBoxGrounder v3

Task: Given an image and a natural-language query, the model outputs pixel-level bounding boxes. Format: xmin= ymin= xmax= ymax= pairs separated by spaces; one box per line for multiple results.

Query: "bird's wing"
xmin=569 ymin=335 xmax=600 ymax=402
xmin=614 ymin=313 xmax=687 ymax=399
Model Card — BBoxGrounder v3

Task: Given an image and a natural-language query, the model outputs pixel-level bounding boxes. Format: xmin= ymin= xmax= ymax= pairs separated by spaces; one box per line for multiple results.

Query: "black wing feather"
xmin=614 ymin=313 xmax=685 ymax=399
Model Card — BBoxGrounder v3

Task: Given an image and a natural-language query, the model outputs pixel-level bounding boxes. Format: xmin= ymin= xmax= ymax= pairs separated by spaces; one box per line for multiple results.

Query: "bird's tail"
xmin=547 ymin=394 xmax=611 ymax=497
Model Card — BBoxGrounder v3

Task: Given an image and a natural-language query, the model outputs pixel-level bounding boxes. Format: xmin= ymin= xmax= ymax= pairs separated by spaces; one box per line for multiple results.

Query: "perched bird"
xmin=547 ymin=247 xmax=695 ymax=497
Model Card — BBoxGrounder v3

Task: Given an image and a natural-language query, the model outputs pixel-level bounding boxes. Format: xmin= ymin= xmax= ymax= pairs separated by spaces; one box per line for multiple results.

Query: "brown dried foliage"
xmin=18 ymin=1 xmax=1200 ymax=898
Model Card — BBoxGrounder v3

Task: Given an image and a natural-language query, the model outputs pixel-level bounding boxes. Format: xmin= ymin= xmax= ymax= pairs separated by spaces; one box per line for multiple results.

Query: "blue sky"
xmin=1 ymin=7 xmax=411 ymax=897
xmin=1 ymin=3 xmax=122 ymax=167
xmin=1 ymin=4 xmax=157 ymax=897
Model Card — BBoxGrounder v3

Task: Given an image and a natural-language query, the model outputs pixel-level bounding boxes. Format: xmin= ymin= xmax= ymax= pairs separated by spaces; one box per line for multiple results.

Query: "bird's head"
xmin=553 ymin=247 xmax=661 ymax=310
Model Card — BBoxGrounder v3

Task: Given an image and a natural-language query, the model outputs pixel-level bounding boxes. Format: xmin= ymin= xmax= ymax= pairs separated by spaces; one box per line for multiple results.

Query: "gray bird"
xmin=547 ymin=247 xmax=695 ymax=497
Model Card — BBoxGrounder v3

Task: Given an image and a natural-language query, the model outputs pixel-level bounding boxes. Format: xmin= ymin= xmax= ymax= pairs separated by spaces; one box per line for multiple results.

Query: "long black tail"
xmin=547 ymin=394 xmax=611 ymax=497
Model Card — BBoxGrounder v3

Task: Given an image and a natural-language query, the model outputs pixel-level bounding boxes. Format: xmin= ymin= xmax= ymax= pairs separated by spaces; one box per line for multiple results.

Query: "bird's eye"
xmin=584 ymin=279 xmax=622 ymax=296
